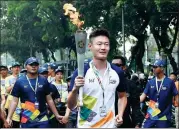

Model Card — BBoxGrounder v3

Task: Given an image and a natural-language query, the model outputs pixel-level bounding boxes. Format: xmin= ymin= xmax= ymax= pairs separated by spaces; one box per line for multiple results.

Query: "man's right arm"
xmin=67 ymin=69 xmax=84 ymax=110
xmin=140 ymin=81 xmax=150 ymax=102
xmin=68 ymin=87 xmax=79 ymax=110
xmin=6 ymin=80 xmax=21 ymax=125
xmin=6 ymin=97 xmax=19 ymax=120
xmin=140 ymin=93 xmax=147 ymax=103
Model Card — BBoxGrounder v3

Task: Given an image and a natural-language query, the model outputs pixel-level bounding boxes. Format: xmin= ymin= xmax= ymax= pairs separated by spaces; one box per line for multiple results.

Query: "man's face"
xmin=153 ymin=66 xmax=163 ymax=75
xmin=48 ymin=66 xmax=54 ymax=75
xmin=89 ymin=36 xmax=110 ymax=60
xmin=169 ymin=74 xmax=177 ymax=81
xmin=26 ymin=63 xmax=39 ymax=74
xmin=11 ymin=66 xmax=20 ymax=75
xmin=40 ymin=72 xmax=48 ymax=78
xmin=112 ymin=59 xmax=125 ymax=70
xmin=55 ymin=72 xmax=63 ymax=81
xmin=0 ymin=69 xmax=8 ymax=77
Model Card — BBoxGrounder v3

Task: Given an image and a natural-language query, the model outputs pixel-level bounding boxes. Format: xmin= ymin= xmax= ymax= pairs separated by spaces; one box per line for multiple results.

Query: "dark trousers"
xmin=49 ymin=117 xmax=65 ymax=128
xmin=21 ymin=121 xmax=49 ymax=128
xmin=142 ymin=119 xmax=171 ymax=128
xmin=12 ymin=120 xmax=20 ymax=128
xmin=66 ymin=120 xmax=77 ymax=128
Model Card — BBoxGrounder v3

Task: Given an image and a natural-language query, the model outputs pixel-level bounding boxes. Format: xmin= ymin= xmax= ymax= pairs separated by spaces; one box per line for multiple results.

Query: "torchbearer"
xmin=63 ymin=4 xmax=127 ymax=128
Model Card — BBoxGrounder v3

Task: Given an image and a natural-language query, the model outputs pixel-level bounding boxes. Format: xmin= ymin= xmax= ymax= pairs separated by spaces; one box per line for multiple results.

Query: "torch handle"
xmin=77 ymin=53 xmax=85 ymax=107
xmin=79 ymin=87 xmax=83 ymax=106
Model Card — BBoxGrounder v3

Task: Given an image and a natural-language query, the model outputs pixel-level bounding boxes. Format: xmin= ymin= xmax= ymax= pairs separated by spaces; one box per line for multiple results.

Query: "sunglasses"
xmin=152 ymin=66 xmax=159 ymax=68
xmin=113 ymin=63 xmax=123 ymax=67
xmin=29 ymin=63 xmax=39 ymax=66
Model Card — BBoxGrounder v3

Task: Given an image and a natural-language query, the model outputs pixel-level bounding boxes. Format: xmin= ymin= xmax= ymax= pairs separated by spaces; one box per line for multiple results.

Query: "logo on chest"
xmin=38 ymin=84 xmax=43 ymax=88
xmin=109 ymin=76 xmax=117 ymax=84
xmin=162 ymin=86 xmax=167 ymax=90
xmin=151 ymin=86 xmax=155 ymax=88
xmin=89 ymin=78 xmax=95 ymax=83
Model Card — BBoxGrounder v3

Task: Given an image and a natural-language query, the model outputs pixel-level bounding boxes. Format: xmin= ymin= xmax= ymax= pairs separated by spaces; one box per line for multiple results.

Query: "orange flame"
xmin=63 ymin=3 xmax=84 ymax=29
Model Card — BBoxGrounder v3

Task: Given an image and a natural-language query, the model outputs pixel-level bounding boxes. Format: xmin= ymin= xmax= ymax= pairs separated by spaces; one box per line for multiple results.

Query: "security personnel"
xmin=6 ymin=57 xmax=63 ymax=128
xmin=112 ymin=56 xmax=144 ymax=128
xmin=140 ymin=59 xmax=179 ymax=128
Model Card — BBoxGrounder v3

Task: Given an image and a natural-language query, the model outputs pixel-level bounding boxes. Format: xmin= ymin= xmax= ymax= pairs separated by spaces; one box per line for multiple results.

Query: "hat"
xmin=49 ymin=63 xmax=58 ymax=70
xmin=55 ymin=68 xmax=64 ymax=74
xmin=152 ymin=59 xmax=166 ymax=67
xmin=25 ymin=57 xmax=39 ymax=66
xmin=38 ymin=67 xmax=48 ymax=74
xmin=42 ymin=63 xmax=50 ymax=69
xmin=12 ymin=62 xmax=20 ymax=67
xmin=0 ymin=65 xmax=8 ymax=70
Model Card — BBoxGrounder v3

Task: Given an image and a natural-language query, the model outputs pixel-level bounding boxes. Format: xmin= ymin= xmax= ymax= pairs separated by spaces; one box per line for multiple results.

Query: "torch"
xmin=75 ymin=31 xmax=87 ymax=106
xmin=63 ymin=3 xmax=86 ymax=106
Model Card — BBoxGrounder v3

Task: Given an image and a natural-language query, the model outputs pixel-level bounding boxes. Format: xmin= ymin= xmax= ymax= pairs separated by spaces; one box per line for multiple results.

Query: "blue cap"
xmin=49 ymin=63 xmax=58 ymax=70
xmin=12 ymin=62 xmax=20 ymax=67
xmin=25 ymin=57 xmax=39 ymax=66
xmin=152 ymin=59 xmax=166 ymax=67
xmin=55 ymin=68 xmax=64 ymax=74
xmin=42 ymin=63 xmax=50 ymax=69
xmin=38 ymin=67 xmax=48 ymax=74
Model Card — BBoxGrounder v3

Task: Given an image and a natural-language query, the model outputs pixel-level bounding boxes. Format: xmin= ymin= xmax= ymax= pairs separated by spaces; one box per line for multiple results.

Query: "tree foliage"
xmin=1 ymin=0 xmax=178 ymax=72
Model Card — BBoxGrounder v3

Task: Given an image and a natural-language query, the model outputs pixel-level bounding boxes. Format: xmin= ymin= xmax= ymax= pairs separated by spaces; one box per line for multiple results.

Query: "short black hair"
xmin=170 ymin=72 xmax=177 ymax=76
xmin=113 ymin=56 xmax=126 ymax=66
xmin=89 ymin=29 xmax=110 ymax=43
xmin=0 ymin=65 xmax=8 ymax=70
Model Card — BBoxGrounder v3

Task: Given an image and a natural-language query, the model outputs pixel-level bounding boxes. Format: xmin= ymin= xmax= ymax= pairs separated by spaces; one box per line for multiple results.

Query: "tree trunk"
xmin=129 ymin=34 xmax=146 ymax=73
xmin=49 ymin=49 xmax=56 ymax=62
xmin=136 ymin=35 xmax=145 ymax=73
xmin=41 ymin=49 xmax=50 ymax=63
xmin=167 ymin=53 xmax=178 ymax=72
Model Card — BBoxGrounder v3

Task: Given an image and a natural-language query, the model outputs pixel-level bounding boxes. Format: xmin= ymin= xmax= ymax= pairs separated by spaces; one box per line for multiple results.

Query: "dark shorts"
xmin=142 ymin=118 xmax=171 ymax=128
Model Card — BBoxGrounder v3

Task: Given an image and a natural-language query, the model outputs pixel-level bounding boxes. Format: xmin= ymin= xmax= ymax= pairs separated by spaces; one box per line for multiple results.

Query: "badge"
xmin=100 ymin=106 xmax=107 ymax=117
xmin=162 ymin=87 xmax=167 ymax=90
xmin=35 ymin=101 xmax=39 ymax=109
xmin=15 ymin=107 xmax=21 ymax=115
xmin=155 ymin=102 xmax=159 ymax=108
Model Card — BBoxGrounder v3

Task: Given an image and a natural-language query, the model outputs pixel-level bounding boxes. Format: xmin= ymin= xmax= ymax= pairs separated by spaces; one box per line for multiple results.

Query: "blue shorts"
xmin=142 ymin=119 xmax=171 ymax=128
xmin=21 ymin=121 xmax=49 ymax=128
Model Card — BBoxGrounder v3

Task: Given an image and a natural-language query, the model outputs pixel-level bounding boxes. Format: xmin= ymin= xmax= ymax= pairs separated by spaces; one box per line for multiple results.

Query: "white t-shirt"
xmin=69 ymin=61 xmax=126 ymax=128
xmin=51 ymin=81 xmax=68 ymax=103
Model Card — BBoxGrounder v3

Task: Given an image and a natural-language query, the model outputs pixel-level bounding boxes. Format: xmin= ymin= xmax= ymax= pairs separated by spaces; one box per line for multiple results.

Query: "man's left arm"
xmin=115 ymin=69 xmax=127 ymax=126
xmin=44 ymin=80 xmax=63 ymax=122
xmin=117 ymin=92 xmax=127 ymax=118
xmin=46 ymin=95 xmax=63 ymax=121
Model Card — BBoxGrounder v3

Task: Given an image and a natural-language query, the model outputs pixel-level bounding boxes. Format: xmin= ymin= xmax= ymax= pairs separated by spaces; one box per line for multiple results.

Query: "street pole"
xmin=122 ymin=5 xmax=125 ymax=58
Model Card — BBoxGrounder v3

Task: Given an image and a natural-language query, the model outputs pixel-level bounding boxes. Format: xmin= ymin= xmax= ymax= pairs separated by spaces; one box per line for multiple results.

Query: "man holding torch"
xmin=68 ymin=29 xmax=127 ymax=128
xmin=63 ymin=4 xmax=127 ymax=128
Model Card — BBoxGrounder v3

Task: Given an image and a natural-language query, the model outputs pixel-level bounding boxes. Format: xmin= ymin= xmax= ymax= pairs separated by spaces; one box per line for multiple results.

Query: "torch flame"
xmin=63 ymin=3 xmax=84 ymax=29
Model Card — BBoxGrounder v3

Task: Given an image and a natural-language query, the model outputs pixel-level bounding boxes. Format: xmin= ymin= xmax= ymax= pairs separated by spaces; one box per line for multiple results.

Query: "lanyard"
xmin=155 ymin=76 xmax=165 ymax=101
xmin=91 ymin=62 xmax=109 ymax=106
xmin=26 ymin=75 xmax=38 ymax=100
